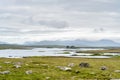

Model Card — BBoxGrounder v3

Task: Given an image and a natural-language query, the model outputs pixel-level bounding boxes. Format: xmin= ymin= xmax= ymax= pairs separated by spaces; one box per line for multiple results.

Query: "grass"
xmin=92 ymin=53 xmax=103 ymax=56
xmin=63 ymin=51 xmax=70 ymax=54
xmin=0 ymin=57 xmax=119 ymax=79
xmin=76 ymin=49 xmax=120 ymax=54
xmin=0 ymin=45 xmax=30 ymax=50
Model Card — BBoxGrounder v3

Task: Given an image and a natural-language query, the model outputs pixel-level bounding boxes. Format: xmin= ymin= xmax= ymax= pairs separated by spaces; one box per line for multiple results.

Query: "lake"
xmin=0 ymin=48 xmax=111 ymax=58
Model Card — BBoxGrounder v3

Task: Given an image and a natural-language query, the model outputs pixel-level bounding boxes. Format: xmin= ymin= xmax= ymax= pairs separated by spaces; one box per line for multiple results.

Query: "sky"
xmin=0 ymin=0 xmax=120 ymax=43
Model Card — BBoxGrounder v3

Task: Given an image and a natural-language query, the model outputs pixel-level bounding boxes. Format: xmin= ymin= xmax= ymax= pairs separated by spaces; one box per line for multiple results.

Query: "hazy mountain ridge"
xmin=24 ymin=39 xmax=120 ymax=47
xmin=0 ymin=41 xmax=8 ymax=44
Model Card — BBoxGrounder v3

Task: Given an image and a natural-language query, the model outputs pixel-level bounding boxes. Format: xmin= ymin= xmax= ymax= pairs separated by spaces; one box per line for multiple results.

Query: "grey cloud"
xmin=36 ymin=20 xmax=68 ymax=28
xmin=0 ymin=0 xmax=120 ymax=12
xmin=0 ymin=27 xmax=18 ymax=31
xmin=4 ymin=0 xmax=117 ymax=12
xmin=22 ymin=29 xmax=71 ymax=34
xmin=93 ymin=28 xmax=105 ymax=33
xmin=0 ymin=27 xmax=70 ymax=36
xmin=23 ymin=17 xmax=69 ymax=28
xmin=50 ymin=0 xmax=119 ymax=12
xmin=0 ymin=0 xmax=120 ymax=43
xmin=0 ymin=27 xmax=22 ymax=36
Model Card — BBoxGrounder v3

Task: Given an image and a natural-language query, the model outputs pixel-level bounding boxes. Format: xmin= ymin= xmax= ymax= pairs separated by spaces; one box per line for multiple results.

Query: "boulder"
xmin=68 ymin=63 xmax=74 ymax=67
xmin=0 ymin=71 xmax=10 ymax=74
xmin=25 ymin=70 xmax=32 ymax=74
xmin=79 ymin=62 xmax=89 ymax=68
xmin=100 ymin=66 xmax=107 ymax=70
xmin=57 ymin=66 xmax=72 ymax=71
xmin=114 ymin=70 xmax=120 ymax=73
xmin=4 ymin=62 xmax=11 ymax=64
xmin=14 ymin=65 xmax=21 ymax=68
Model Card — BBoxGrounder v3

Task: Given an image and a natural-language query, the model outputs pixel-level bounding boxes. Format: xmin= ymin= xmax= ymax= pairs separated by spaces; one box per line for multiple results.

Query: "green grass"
xmin=0 ymin=45 xmax=30 ymax=50
xmin=63 ymin=51 xmax=70 ymax=54
xmin=0 ymin=57 xmax=119 ymax=79
xmin=92 ymin=53 xmax=103 ymax=56
xmin=76 ymin=49 xmax=120 ymax=54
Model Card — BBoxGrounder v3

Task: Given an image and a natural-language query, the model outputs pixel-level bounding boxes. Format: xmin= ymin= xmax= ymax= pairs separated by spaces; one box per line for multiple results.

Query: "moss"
xmin=0 ymin=57 xmax=119 ymax=79
xmin=63 ymin=51 xmax=70 ymax=54
xmin=92 ymin=53 xmax=103 ymax=56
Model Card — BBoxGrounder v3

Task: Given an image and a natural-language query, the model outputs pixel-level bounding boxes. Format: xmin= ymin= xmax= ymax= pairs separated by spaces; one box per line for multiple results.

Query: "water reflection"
xmin=0 ymin=48 xmax=111 ymax=58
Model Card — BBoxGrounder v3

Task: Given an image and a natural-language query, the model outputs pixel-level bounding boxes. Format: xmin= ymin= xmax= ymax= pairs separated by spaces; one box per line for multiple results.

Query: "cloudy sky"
xmin=0 ymin=0 xmax=120 ymax=43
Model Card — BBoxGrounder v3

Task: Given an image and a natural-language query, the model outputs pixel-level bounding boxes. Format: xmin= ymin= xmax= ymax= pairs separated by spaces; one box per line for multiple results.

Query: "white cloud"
xmin=91 ymin=0 xmax=115 ymax=3
xmin=0 ymin=0 xmax=119 ymax=43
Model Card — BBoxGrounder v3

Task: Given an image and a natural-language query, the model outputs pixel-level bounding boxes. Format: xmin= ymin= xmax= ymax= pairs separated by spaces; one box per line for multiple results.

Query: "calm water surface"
xmin=0 ymin=48 xmax=111 ymax=58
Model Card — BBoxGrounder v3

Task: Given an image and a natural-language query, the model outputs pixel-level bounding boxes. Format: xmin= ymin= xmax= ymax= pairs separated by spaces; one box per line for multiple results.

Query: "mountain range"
xmin=24 ymin=39 xmax=120 ymax=47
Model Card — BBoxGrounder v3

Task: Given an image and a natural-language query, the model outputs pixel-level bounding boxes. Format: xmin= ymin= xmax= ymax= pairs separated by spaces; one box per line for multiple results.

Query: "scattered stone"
xmin=4 ymin=62 xmax=11 ymax=64
xmin=25 ymin=70 xmax=32 ymax=74
xmin=0 ymin=71 xmax=10 ymax=74
xmin=90 ymin=72 xmax=95 ymax=75
xmin=57 ymin=66 xmax=72 ymax=71
xmin=46 ymin=77 xmax=50 ymax=80
xmin=15 ymin=62 xmax=22 ymax=65
xmin=79 ymin=62 xmax=89 ymax=68
xmin=100 ymin=66 xmax=107 ymax=70
xmin=25 ymin=64 xmax=29 ymax=66
xmin=75 ymin=70 xmax=80 ymax=74
xmin=68 ymin=63 xmax=74 ymax=67
xmin=35 ymin=64 xmax=39 ymax=66
xmin=0 ymin=66 xmax=2 ymax=68
xmin=14 ymin=65 xmax=21 ymax=68
xmin=114 ymin=70 xmax=120 ymax=73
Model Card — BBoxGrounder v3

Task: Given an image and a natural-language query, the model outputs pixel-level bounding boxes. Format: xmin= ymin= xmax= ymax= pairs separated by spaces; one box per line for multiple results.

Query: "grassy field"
xmin=0 ymin=44 xmax=65 ymax=50
xmin=76 ymin=49 xmax=120 ymax=54
xmin=0 ymin=57 xmax=119 ymax=80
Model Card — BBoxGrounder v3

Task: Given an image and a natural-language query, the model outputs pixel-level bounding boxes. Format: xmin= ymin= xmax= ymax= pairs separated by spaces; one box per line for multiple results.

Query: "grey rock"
xmin=68 ymin=63 xmax=74 ymax=67
xmin=0 ymin=71 xmax=10 ymax=74
xmin=46 ymin=77 xmax=50 ymax=80
xmin=100 ymin=66 xmax=107 ymax=70
xmin=57 ymin=66 xmax=72 ymax=71
xmin=4 ymin=62 xmax=11 ymax=64
xmin=75 ymin=70 xmax=80 ymax=74
xmin=114 ymin=70 xmax=120 ymax=73
xmin=79 ymin=62 xmax=89 ymax=68
xmin=14 ymin=65 xmax=21 ymax=68
xmin=25 ymin=70 xmax=32 ymax=74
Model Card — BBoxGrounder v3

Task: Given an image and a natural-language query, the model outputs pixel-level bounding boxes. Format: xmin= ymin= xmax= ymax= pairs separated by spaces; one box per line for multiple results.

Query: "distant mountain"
xmin=24 ymin=39 xmax=120 ymax=47
xmin=0 ymin=41 xmax=7 ymax=44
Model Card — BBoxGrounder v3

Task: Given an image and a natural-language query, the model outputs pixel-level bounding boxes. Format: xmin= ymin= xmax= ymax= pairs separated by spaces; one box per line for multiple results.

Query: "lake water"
xmin=0 ymin=48 xmax=111 ymax=58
